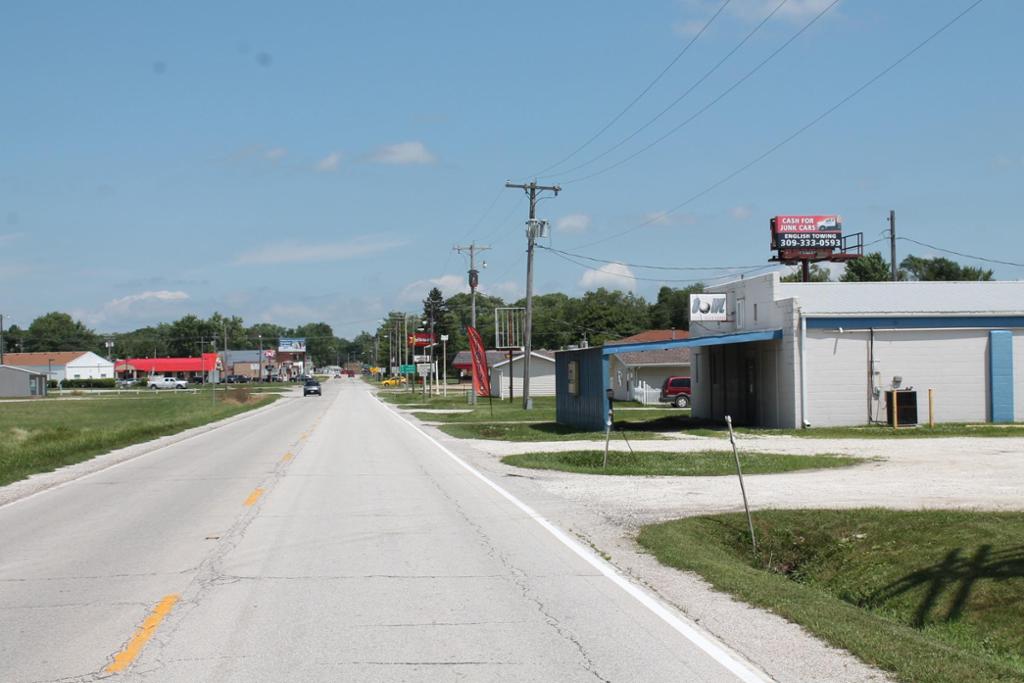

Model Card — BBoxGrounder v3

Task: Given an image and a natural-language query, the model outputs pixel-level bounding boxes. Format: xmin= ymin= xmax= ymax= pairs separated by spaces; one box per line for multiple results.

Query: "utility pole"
xmin=888 ymin=209 xmax=898 ymax=282
xmin=0 ymin=313 xmax=5 ymax=365
xmin=505 ymin=180 xmax=560 ymax=410
xmin=454 ymin=242 xmax=491 ymax=404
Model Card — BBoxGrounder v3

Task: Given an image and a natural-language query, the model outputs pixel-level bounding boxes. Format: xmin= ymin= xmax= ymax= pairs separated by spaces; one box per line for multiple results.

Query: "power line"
xmin=545 ymin=247 xmax=774 ymax=284
xmin=539 ymin=245 xmax=762 ymax=271
xmin=898 ymin=237 xmax=1024 ymax=268
xmin=549 ymin=0 xmax=792 ymax=180
xmin=529 ymin=0 xmax=734 ymax=178
xmin=561 ymin=0 xmax=839 ymax=185
xmin=573 ymin=0 xmax=987 ymax=250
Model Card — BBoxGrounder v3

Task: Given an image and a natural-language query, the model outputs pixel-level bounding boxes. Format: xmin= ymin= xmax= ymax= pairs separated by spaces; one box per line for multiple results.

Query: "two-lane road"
xmin=1 ymin=381 xmax=766 ymax=682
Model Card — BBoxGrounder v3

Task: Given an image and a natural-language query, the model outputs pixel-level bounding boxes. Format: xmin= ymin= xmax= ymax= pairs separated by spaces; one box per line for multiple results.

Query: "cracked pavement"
xmin=0 ymin=381 xmax=757 ymax=682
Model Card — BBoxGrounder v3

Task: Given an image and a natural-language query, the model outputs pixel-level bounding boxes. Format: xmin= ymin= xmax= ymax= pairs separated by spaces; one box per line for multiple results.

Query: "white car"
xmin=148 ymin=376 xmax=188 ymax=390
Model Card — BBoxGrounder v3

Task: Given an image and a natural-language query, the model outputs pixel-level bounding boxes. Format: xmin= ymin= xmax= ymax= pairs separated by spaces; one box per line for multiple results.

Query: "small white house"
xmin=608 ymin=348 xmax=691 ymax=403
xmin=490 ymin=350 xmax=556 ymax=398
xmin=3 ymin=351 xmax=114 ymax=382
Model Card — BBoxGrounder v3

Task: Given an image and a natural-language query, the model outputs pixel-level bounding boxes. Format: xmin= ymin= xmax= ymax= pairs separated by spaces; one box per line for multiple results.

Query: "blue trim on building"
xmin=989 ymin=330 xmax=1014 ymax=423
xmin=602 ymin=329 xmax=783 ymax=356
xmin=805 ymin=316 xmax=1024 ymax=330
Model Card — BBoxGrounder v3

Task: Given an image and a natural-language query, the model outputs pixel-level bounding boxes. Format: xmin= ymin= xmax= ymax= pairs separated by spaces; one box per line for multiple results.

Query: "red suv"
xmin=660 ymin=376 xmax=691 ymax=408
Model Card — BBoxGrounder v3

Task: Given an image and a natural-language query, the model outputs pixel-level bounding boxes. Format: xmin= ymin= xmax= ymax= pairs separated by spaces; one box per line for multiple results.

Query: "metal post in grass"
xmin=725 ymin=415 xmax=757 ymax=556
xmin=603 ymin=407 xmax=613 ymax=470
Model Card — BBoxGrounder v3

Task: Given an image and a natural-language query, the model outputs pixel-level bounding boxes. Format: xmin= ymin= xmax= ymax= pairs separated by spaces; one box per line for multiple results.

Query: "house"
xmin=688 ymin=272 xmax=1024 ymax=427
xmin=451 ymin=350 xmax=511 ymax=382
xmin=606 ymin=330 xmax=691 ymax=402
xmin=116 ymin=353 xmax=221 ymax=383
xmin=2 ymin=351 xmax=114 ymax=383
xmin=0 ymin=365 xmax=47 ymax=398
xmin=489 ymin=350 xmax=556 ymax=399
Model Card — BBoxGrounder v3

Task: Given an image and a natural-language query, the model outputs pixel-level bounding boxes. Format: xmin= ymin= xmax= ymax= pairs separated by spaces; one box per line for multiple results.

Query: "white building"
xmin=490 ymin=351 xmax=556 ymax=399
xmin=3 ymin=351 xmax=115 ymax=383
xmin=689 ymin=273 xmax=1024 ymax=427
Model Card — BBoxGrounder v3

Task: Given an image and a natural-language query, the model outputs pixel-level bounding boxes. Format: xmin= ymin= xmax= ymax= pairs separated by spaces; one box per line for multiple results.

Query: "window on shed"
xmin=736 ymin=298 xmax=745 ymax=329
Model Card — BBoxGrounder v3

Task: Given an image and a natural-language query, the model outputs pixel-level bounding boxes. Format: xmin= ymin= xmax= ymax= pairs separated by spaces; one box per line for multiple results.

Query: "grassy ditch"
xmin=638 ymin=509 xmax=1024 ymax=683
xmin=501 ymin=450 xmax=862 ymax=476
xmin=0 ymin=391 xmax=276 ymax=487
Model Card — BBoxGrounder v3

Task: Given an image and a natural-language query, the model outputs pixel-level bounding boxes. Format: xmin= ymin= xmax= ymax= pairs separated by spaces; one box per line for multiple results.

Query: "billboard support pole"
xmin=801 ymin=260 xmax=810 ymax=283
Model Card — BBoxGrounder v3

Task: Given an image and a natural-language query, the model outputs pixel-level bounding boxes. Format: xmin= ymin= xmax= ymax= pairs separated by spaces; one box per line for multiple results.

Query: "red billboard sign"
xmin=771 ymin=215 xmax=842 ymax=258
xmin=408 ymin=332 xmax=435 ymax=347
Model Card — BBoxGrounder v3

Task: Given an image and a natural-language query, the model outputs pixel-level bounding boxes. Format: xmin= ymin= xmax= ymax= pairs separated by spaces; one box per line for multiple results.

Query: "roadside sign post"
xmin=725 ymin=416 xmax=757 ymax=557
xmin=440 ymin=334 xmax=449 ymax=397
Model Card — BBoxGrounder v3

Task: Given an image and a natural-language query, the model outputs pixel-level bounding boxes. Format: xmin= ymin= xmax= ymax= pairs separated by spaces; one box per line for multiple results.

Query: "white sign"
xmin=413 ymin=354 xmax=431 ymax=362
xmin=690 ymin=293 xmax=728 ymax=322
xmin=416 ymin=362 xmax=434 ymax=376
xmin=440 ymin=334 xmax=449 ymax=341
xmin=278 ymin=338 xmax=307 ymax=353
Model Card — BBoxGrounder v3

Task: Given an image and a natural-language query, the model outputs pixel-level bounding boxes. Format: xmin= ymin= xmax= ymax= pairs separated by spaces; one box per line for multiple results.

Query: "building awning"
xmin=116 ymin=353 xmax=220 ymax=373
xmin=601 ymin=329 xmax=782 ymax=356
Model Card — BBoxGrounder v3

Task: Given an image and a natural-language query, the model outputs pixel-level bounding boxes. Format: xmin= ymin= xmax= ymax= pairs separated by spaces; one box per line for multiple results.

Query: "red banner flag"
xmin=466 ymin=326 xmax=491 ymax=398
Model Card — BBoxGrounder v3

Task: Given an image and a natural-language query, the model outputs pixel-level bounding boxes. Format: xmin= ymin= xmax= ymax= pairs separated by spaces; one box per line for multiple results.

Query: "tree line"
xmin=3 ymin=252 xmax=992 ymax=370
xmin=1 ymin=312 xmax=372 ymax=368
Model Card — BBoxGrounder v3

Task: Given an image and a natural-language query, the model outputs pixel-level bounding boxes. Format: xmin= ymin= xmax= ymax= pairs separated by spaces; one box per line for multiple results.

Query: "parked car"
xmin=148 ymin=376 xmax=188 ymax=390
xmin=381 ymin=376 xmax=406 ymax=387
xmin=660 ymin=376 xmax=691 ymax=408
xmin=303 ymin=379 xmax=321 ymax=396
xmin=115 ymin=378 xmax=138 ymax=389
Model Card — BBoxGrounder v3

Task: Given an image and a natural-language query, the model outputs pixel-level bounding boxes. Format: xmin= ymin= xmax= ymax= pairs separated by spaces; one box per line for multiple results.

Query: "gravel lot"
xmin=407 ymin=408 xmax=1024 ymax=683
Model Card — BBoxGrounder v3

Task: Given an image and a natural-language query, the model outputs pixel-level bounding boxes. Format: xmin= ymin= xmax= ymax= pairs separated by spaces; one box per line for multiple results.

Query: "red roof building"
xmin=116 ymin=353 xmax=220 ymax=376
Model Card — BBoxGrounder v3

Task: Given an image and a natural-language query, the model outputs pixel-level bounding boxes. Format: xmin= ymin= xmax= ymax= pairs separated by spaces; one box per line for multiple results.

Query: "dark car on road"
xmin=660 ymin=376 xmax=691 ymax=408
xmin=303 ymin=379 xmax=321 ymax=397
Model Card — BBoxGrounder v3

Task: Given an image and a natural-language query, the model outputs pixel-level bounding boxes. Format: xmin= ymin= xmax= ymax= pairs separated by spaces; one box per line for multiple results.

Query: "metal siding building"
xmin=0 ymin=365 xmax=47 ymax=397
xmin=690 ymin=273 xmax=1024 ymax=427
xmin=555 ymin=347 xmax=606 ymax=430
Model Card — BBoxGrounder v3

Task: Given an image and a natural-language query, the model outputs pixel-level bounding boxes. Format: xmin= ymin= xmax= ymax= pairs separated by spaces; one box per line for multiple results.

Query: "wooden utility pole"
xmin=505 ymin=180 xmax=560 ymax=410
xmin=453 ymin=242 xmax=491 ymax=404
xmin=888 ymin=210 xmax=898 ymax=281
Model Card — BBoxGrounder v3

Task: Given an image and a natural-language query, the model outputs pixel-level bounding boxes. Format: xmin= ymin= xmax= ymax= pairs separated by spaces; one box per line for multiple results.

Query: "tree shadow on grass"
xmin=864 ymin=545 xmax=1024 ymax=627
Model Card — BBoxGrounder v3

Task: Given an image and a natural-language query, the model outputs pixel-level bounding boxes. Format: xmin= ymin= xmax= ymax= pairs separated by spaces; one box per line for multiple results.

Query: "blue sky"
xmin=2 ymin=0 xmax=1021 ymax=338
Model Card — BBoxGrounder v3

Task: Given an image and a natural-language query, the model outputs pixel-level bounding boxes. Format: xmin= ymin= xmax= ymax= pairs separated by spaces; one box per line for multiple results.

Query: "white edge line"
xmin=0 ymin=393 xmax=298 ymax=511
xmin=375 ymin=394 xmax=770 ymax=683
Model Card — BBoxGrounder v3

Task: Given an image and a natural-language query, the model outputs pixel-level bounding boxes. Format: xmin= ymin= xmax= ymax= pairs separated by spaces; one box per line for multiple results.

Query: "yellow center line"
xmin=105 ymin=594 xmax=179 ymax=673
xmin=281 ymin=452 xmax=294 ymax=462
xmin=243 ymin=487 xmax=265 ymax=506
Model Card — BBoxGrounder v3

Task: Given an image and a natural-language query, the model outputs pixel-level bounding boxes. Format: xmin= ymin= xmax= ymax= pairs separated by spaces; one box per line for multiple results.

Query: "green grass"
xmin=0 ymin=391 xmax=277 ymax=487
xmin=500 ymin=450 xmax=862 ymax=476
xmin=438 ymin=421 xmax=670 ymax=441
xmin=638 ymin=509 xmax=1024 ymax=683
xmin=647 ymin=416 xmax=1024 ymax=439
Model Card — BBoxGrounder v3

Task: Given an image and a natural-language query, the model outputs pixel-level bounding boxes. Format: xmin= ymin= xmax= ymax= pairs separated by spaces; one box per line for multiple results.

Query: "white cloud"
xmin=555 ymin=214 xmax=591 ymax=234
xmin=76 ymin=290 xmax=191 ymax=326
xmin=369 ymin=141 xmax=436 ymax=165
xmin=265 ymin=147 xmax=288 ymax=161
xmin=730 ymin=205 xmax=753 ymax=220
xmin=579 ymin=263 xmax=637 ymax=292
xmin=399 ymin=274 xmax=466 ymax=302
xmin=314 ymin=152 xmax=341 ymax=172
xmin=235 ymin=238 xmax=405 ymax=266
xmin=679 ymin=0 xmax=838 ymax=28
xmin=0 ymin=232 xmax=23 ymax=245
xmin=482 ymin=280 xmax=522 ymax=300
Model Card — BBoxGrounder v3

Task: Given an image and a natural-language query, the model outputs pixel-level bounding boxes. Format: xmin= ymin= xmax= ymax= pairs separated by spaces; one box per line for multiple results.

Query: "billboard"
xmin=771 ymin=215 xmax=842 ymax=252
xmin=278 ymin=338 xmax=307 ymax=353
xmin=689 ymin=293 xmax=728 ymax=322
xmin=407 ymin=332 xmax=435 ymax=347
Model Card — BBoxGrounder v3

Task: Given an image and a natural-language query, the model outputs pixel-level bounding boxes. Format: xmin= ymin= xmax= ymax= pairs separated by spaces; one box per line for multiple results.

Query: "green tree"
xmin=648 ymin=284 xmax=705 ymax=331
xmin=113 ymin=324 xmax=172 ymax=359
xmin=841 ymin=252 xmax=899 ymax=282
xmin=207 ymin=313 xmax=248 ymax=349
xmin=2 ymin=324 xmax=26 ymax=354
xmin=165 ymin=315 xmax=216 ymax=357
xmin=519 ymin=292 xmax=578 ymax=349
xmin=900 ymin=255 xmax=993 ymax=281
xmin=573 ymin=288 xmax=650 ymax=346
xmin=247 ymin=323 xmax=286 ymax=352
xmin=24 ymin=312 xmax=98 ymax=352
xmin=781 ymin=264 xmax=831 ymax=282
xmin=291 ymin=322 xmax=337 ymax=367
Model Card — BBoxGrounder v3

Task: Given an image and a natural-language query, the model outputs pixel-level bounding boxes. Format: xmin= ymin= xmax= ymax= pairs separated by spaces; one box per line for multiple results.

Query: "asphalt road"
xmin=1 ymin=381 xmax=767 ymax=682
